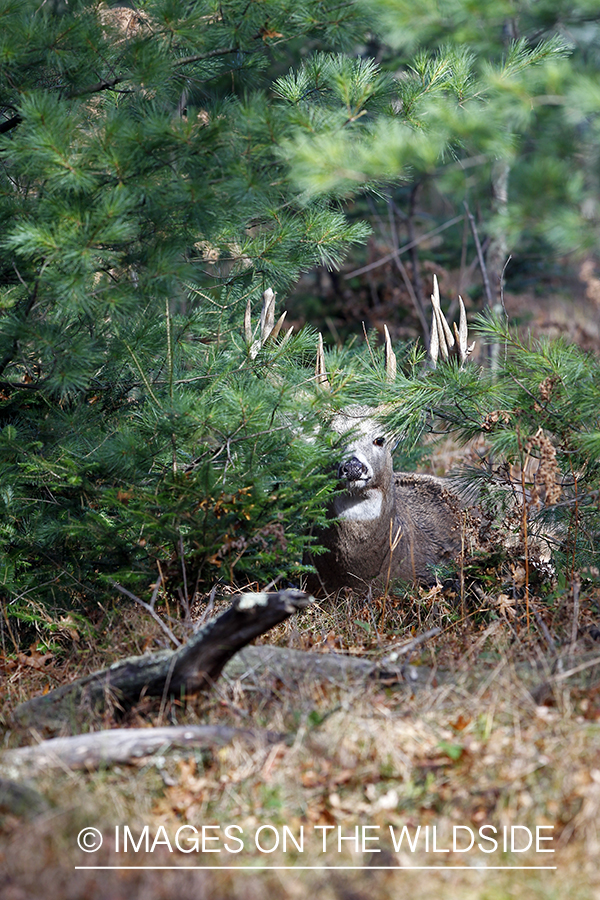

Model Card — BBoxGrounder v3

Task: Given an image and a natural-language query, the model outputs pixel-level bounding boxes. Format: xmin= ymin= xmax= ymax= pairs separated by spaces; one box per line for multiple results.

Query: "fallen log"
xmin=1 ymin=725 xmax=284 ymax=776
xmin=13 ymin=589 xmax=312 ymax=732
xmin=223 ymin=644 xmax=431 ymax=686
xmin=223 ymin=627 xmax=441 ymax=686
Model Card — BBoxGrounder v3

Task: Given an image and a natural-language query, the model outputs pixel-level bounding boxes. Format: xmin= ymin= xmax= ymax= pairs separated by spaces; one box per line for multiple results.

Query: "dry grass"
xmin=3 ymin=588 xmax=600 ymax=898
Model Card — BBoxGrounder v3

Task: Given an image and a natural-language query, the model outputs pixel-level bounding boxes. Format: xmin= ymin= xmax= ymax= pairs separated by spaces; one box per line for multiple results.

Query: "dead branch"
xmin=12 ymin=590 xmax=312 ymax=732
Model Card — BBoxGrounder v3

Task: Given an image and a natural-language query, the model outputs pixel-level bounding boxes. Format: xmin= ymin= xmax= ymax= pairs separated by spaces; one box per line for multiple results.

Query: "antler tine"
xmin=244 ymin=297 xmax=253 ymax=344
xmin=383 ymin=324 xmax=397 ymax=383
xmin=458 ymin=295 xmax=468 ymax=349
xmin=451 ymin=296 xmax=476 ymax=365
xmin=280 ymin=324 xmax=294 ymax=349
xmin=430 ymin=274 xmax=454 ymax=362
xmin=429 ymin=279 xmax=475 ymax=368
xmin=260 ymin=288 xmax=276 ymax=343
xmin=268 ymin=310 xmax=288 ymax=343
xmin=249 ymin=287 xmax=282 ymax=359
xmin=429 ymin=310 xmax=440 ymax=368
xmin=316 ymin=333 xmax=331 ymax=392
xmin=457 ymin=295 xmax=469 ymax=364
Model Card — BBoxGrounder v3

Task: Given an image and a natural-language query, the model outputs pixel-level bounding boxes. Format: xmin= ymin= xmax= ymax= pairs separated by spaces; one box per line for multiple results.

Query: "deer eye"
xmin=373 ymin=437 xmax=385 ymax=447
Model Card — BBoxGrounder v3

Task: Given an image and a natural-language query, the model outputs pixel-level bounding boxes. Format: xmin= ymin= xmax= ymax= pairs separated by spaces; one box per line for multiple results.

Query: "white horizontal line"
xmin=75 ymin=866 xmax=558 ymax=871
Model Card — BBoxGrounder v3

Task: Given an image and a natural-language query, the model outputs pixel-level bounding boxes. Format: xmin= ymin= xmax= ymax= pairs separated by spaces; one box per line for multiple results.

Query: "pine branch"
xmin=67 ymin=46 xmax=242 ymax=100
xmin=0 ymin=280 xmax=40 ymax=379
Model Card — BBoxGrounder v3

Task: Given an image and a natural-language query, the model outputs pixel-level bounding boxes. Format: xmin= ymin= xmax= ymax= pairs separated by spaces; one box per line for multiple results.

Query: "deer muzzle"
xmin=339 ymin=456 xmax=369 ymax=484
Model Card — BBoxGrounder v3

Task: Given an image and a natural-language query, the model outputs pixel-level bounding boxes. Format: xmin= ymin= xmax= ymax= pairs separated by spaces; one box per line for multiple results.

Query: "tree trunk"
xmin=487 ymin=158 xmax=511 ymax=370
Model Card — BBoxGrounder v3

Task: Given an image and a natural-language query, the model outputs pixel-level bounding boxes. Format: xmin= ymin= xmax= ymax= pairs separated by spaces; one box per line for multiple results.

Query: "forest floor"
xmin=2 ymin=580 xmax=600 ymax=899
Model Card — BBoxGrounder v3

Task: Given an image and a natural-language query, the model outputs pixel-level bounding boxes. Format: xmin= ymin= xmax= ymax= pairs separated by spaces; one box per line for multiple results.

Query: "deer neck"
xmin=332 ymin=483 xmax=394 ymax=524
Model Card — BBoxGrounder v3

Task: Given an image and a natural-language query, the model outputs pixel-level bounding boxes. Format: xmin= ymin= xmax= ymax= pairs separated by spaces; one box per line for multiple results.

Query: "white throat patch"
xmin=334 ymin=490 xmax=383 ymax=521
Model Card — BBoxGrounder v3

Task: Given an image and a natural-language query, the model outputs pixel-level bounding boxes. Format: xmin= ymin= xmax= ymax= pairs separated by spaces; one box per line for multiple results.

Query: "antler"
xmin=383 ymin=324 xmax=397 ymax=383
xmin=313 ymin=274 xmax=470 ymax=392
xmin=429 ymin=275 xmax=475 ymax=368
xmin=316 ymin=324 xmax=396 ymax=392
xmin=246 ymin=288 xmax=293 ymax=360
xmin=315 ymin=333 xmax=331 ymax=391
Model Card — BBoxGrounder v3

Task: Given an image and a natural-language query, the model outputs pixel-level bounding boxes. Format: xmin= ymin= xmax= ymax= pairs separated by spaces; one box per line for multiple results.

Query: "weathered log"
xmin=13 ymin=589 xmax=312 ymax=732
xmin=1 ymin=725 xmax=284 ymax=776
xmin=223 ymin=644 xmax=428 ymax=686
xmin=224 ymin=643 xmax=600 ymax=698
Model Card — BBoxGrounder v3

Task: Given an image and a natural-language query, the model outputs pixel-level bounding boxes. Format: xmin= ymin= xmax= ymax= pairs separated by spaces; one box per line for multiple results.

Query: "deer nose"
xmin=339 ymin=456 xmax=368 ymax=482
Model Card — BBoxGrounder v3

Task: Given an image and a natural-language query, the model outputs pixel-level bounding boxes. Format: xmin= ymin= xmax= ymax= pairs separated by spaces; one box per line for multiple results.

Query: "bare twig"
xmin=531 ymin=602 xmax=557 ymax=658
xmin=569 ymin=459 xmax=580 ymax=582
xmin=551 ymin=654 xmax=600 ymax=684
xmin=407 ymin=183 xmax=426 ymax=326
xmin=0 ymin=114 xmax=22 ymax=134
xmin=178 ymin=536 xmax=190 ymax=623
xmin=387 ymin=199 xmax=430 ymax=346
xmin=464 ymin=201 xmax=494 ymax=308
xmin=344 ymin=214 xmax=464 ymax=279
xmin=515 ymin=428 xmax=530 ymax=630
xmin=110 ymin=580 xmax=181 ymax=648
xmin=194 ymin=585 xmax=217 ymax=630
xmin=380 ymin=628 xmax=441 ymax=667
xmin=149 ymin=574 xmax=163 ymax=610
xmin=570 ymin=575 xmax=581 ymax=653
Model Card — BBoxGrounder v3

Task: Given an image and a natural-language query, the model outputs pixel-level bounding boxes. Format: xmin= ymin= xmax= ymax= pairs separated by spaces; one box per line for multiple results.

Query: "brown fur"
xmin=309 ymin=472 xmax=464 ymax=593
xmin=306 ymin=408 xmax=465 ymax=594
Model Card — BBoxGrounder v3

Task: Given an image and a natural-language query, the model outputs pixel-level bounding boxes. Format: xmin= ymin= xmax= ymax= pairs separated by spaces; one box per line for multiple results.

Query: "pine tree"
xmin=0 ymin=0 xmax=383 ymax=627
xmin=281 ymin=0 xmax=600 ymax=314
xmin=369 ymin=0 xmax=600 ymax=291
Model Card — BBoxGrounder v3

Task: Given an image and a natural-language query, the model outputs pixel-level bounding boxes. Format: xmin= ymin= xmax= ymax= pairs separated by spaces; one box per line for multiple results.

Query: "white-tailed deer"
xmin=308 ymin=276 xmax=474 ymax=593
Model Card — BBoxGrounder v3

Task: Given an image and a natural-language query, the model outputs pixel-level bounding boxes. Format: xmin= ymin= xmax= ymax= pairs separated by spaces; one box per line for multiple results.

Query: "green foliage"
xmin=361 ymin=0 xmax=600 ymax=261
xmin=280 ymin=24 xmax=576 ymax=208
xmin=0 ymin=286 xmax=341 ymax=616
xmin=0 ymin=0 xmax=382 ymax=626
